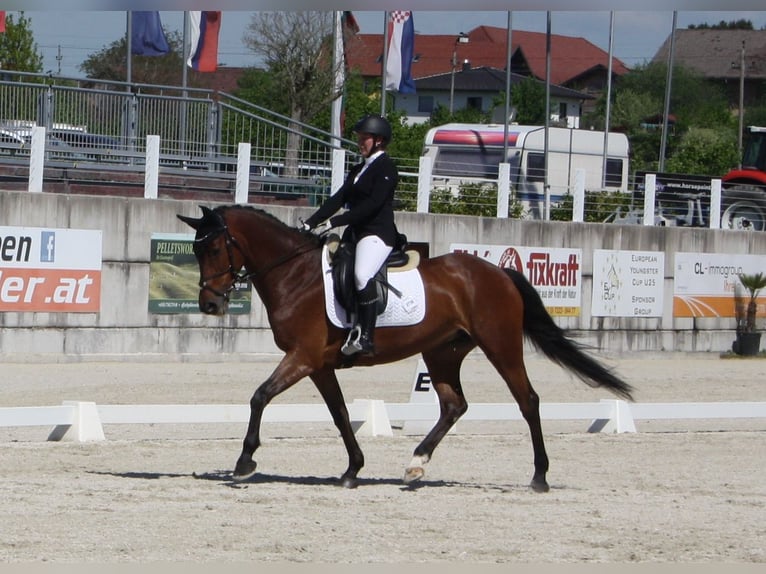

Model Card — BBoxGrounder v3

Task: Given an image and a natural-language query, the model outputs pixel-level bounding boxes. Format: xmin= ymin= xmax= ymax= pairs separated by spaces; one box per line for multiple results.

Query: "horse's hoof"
xmin=530 ymin=477 xmax=550 ymax=493
xmin=340 ymin=475 xmax=358 ymax=489
xmin=403 ymin=466 xmax=424 ymax=484
xmin=232 ymin=459 xmax=258 ymax=482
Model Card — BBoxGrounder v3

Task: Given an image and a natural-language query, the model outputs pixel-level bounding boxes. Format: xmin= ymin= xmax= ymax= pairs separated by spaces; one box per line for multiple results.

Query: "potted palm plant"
xmin=732 ymin=271 xmax=766 ymax=356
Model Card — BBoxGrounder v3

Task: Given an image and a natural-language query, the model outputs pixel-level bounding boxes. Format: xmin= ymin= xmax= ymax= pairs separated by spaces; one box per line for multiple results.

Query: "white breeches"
xmin=354 ymin=235 xmax=392 ymax=290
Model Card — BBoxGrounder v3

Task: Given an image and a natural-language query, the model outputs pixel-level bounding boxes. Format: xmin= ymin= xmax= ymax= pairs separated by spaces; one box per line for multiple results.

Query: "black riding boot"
xmin=341 ymin=280 xmax=379 ymax=356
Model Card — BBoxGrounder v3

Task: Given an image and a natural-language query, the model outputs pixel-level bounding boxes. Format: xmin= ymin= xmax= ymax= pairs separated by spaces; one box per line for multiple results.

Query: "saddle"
xmin=326 ymin=232 xmax=420 ymax=322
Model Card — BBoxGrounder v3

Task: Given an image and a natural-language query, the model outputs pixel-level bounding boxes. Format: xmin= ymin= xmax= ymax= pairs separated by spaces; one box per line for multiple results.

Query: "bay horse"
xmin=178 ymin=205 xmax=633 ymax=492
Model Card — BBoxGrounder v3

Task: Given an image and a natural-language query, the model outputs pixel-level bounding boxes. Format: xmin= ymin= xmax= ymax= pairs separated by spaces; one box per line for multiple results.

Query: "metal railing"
xmin=0 ymin=70 xmax=360 ymax=199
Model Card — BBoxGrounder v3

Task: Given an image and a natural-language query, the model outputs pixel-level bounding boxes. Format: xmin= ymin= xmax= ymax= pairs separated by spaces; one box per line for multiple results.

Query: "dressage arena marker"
xmin=1 ymin=399 xmax=765 ymax=442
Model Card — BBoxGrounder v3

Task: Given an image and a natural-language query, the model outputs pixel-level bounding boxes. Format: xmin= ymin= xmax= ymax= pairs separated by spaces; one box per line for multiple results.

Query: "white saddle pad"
xmin=321 ymin=245 xmax=426 ymax=328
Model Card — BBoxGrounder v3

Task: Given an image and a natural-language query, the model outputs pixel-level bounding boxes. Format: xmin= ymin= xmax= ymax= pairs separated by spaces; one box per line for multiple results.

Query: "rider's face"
xmin=357 ymin=132 xmax=378 ymax=157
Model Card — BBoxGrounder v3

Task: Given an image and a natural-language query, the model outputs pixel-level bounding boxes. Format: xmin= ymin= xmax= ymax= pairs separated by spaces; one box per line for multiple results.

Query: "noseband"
xmin=195 ymin=224 xmax=248 ymax=300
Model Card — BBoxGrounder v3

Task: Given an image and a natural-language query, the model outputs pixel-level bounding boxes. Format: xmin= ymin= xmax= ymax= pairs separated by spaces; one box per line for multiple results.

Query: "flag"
xmin=187 ymin=11 xmax=221 ymax=72
xmin=342 ymin=11 xmax=359 ymax=35
xmin=332 ymin=11 xmax=360 ymax=138
xmin=385 ymin=11 xmax=416 ymax=94
xmin=0 ymin=11 xmax=6 ymax=34
xmin=131 ymin=11 xmax=170 ymax=56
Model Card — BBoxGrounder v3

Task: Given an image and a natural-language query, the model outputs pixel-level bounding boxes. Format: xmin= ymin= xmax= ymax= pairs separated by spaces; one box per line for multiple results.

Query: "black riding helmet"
xmin=353 ymin=114 xmax=392 ymax=146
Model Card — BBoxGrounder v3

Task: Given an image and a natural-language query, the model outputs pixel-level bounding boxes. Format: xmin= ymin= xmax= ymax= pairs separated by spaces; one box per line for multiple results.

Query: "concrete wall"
xmin=2 ymin=190 xmax=765 ymax=362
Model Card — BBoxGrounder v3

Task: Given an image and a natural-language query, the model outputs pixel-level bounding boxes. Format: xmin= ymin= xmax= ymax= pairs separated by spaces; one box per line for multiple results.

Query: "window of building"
xmin=559 ymin=102 xmax=568 ymax=120
xmin=466 ymin=97 xmax=482 ymax=111
xmin=418 ymin=96 xmax=434 ymax=113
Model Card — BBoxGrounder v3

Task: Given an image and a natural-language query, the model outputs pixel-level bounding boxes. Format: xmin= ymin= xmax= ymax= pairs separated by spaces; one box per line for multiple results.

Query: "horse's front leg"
xmin=310 ymin=368 xmax=364 ymax=488
xmin=404 ymin=342 xmax=472 ymax=484
xmin=233 ymin=353 xmax=313 ymax=481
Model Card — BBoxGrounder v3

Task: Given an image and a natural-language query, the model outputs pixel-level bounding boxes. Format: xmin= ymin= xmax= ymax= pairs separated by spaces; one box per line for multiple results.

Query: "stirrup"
xmin=341 ymin=326 xmax=363 ymax=356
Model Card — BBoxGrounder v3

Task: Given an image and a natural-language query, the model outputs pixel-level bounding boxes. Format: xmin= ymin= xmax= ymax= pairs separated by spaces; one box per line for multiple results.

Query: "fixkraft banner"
xmin=450 ymin=243 xmax=582 ymax=316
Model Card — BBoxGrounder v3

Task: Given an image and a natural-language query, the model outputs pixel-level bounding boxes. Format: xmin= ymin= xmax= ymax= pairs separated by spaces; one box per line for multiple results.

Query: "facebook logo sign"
xmin=40 ymin=231 xmax=56 ymax=262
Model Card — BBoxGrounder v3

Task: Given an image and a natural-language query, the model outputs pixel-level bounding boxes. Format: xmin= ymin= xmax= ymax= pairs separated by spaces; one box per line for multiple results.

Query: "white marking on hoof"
xmin=403 ymin=454 xmax=430 ymax=484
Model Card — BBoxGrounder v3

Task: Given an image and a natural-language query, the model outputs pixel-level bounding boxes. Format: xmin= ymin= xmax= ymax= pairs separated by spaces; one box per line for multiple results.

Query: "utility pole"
xmin=659 ymin=11 xmax=677 ymax=172
xmin=56 ymin=45 xmax=62 ymax=76
xmin=738 ymin=40 xmax=745 ymax=168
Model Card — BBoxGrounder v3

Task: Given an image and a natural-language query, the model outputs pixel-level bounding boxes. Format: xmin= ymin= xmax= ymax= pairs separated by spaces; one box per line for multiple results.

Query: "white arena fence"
xmin=1 ymin=399 xmax=764 ymax=443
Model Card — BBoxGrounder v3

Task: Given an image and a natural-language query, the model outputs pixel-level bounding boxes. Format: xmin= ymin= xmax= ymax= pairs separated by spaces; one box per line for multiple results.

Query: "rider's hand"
xmin=314 ymin=220 xmax=332 ymax=234
xmin=299 ymin=218 xmax=313 ymax=232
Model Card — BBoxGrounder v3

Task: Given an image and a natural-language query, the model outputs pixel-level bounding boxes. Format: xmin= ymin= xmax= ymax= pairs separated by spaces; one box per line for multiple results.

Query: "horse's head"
xmin=177 ymin=206 xmax=245 ymax=316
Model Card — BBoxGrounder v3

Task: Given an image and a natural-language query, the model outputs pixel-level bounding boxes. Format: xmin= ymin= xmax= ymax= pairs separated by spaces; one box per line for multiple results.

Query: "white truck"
xmin=422 ymin=123 xmax=630 ymax=218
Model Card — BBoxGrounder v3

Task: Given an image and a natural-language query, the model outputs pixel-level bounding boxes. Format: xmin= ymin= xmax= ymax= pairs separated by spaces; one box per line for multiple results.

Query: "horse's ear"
xmin=177 ymin=213 xmax=202 ymax=230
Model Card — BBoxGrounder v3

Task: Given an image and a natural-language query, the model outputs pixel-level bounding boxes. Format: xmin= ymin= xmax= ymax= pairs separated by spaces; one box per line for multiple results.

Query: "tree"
xmin=688 ymin=20 xmax=754 ymax=30
xmin=664 ymin=127 xmax=739 ymax=175
xmin=80 ymin=31 xmax=185 ymax=87
xmin=509 ymin=77 xmax=547 ymax=124
xmin=0 ymin=12 xmax=43 ymax=73
xmin=587 ymin=61 xmax=736 ymax=175
xmin=243 ymin=12 xmax=340 ymax=176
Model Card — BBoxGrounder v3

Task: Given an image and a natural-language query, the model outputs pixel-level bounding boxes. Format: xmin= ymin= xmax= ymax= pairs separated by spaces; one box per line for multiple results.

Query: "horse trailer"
xmin=422 ymin=123 xmax=630 ymax=218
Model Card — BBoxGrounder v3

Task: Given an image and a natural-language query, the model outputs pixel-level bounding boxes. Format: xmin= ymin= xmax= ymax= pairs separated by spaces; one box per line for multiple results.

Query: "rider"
xmin=302 ymin=113 xmax=399 ymax=356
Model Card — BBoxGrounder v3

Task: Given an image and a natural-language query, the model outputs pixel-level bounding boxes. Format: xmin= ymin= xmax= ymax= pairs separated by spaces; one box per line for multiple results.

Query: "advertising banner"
xmin=0 ymin=226 xmax=102 ymax=312
xmin=450 ymin=243 xmax=582 ymax=316
xmin=674 ymin=252 xmax=766 ymax=317
xmin=148 ymin=233 xmax=251 ymax=314
xmin=592 ymin=249 xmax=664 ymax=317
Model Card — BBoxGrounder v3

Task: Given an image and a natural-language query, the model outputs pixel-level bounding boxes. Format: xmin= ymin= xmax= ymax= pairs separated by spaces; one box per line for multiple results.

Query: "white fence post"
xmin=709 ymin=178 xmax=722 ymax=229
xmin=28 ymin=126 xmax=46 ymax=193
xmin=572 ymin=168 xmax=586 ymax=222
xmin=587 ymin=399 xmax=636 ymax=434
xmin=47 ymin=401 xmax=105 ymax=442
xmin=643 ymin=173 xmax=656 ymax=226
xmin=417 ymin=155 xmax=433 ymax=213
xmin=235 ymin=142 xmax=251 ymax=204
xmin=144 ymin=135 xmax=160 ymax=199
xmin=350 ymin=399 xmax=393 ymax=437
xmin=496 ymin=162 xmax=510 ymax=218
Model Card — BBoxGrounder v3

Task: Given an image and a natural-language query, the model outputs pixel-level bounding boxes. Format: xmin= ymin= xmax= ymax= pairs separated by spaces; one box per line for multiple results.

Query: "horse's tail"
xmin=505 ymin=268 xmax=634 ymax=401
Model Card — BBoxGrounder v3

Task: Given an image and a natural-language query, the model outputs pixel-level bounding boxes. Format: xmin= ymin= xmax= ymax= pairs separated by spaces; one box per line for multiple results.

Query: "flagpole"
xmin=601 ymin=11 xmax=614 ymax=188
xmin=181 ymin=11 xmax=189 ymax=156
xmin=126 ymin=11 xmax=132 ymax=88
xmin=182 ymin=11 xmax=189 ymax=91
xmin=331 ymin=11 xmax=343 ymax=145
xmin=380 ymin=11 xmax=389 ymax=117
xmin=544 ymin=12 xmax=551 ymax=220
xmin=503 ymin=11 xmax=513 ymax=163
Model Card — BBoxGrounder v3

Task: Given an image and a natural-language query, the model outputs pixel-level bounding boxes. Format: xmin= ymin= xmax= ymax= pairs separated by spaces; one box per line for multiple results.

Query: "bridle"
xmin=194 ymin=218 xmax=319 ymax=300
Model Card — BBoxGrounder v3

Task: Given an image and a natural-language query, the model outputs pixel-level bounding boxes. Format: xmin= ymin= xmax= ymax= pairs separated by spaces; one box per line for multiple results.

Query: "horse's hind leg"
xmin=404 ymin=339 xmax=473 ymax=484
xmin=477 ymin=332 xmax=550 ymax=492
xmin=310 ymin=367 xmax=365 ymax=489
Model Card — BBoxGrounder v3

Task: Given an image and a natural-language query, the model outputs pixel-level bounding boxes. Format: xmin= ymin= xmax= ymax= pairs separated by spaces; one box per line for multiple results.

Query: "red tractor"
xmin=721 ymin=126 xmax=766 ymax=231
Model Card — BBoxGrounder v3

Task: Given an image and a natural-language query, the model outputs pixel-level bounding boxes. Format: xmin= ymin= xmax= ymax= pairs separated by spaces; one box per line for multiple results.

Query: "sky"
xmin=14 ymin=10 xmax=766 ymax=78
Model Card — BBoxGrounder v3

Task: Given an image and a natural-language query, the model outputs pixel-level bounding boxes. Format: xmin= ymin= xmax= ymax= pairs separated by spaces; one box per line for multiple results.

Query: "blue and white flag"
xmin=131 ymin=11 xmax=170 ymax=56
xmin=385 ymin=11 xmax=416 ymax=94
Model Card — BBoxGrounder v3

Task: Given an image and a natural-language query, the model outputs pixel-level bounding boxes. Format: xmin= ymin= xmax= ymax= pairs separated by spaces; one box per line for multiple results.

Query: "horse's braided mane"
xmin=216 ymin=204 xmax=322 ymax=247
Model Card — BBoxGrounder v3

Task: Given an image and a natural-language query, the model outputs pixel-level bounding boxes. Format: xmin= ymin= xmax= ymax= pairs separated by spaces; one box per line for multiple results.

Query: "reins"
xmin=195 ymin=220 xmax=320 ymax=299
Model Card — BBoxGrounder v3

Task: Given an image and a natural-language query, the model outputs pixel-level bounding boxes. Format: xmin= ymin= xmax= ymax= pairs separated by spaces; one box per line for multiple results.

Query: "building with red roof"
xmin=344 ymin=25 xmax=629 ymax=124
